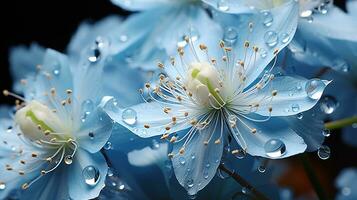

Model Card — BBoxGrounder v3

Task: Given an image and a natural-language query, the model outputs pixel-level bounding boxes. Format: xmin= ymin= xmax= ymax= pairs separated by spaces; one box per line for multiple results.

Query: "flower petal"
xmin=241 ymin=76 xmax=329 ymax=117
xmin=213 ymin=0 xmax=299 ymax=86
xmin=171 ymin=125 xmax=224 ymax=195
xmin=103 ymin=100 xmax=193 ymax=138
xmin=235 ymin=116 xmax=307 ymax=158
xmin=68 ymin=149 xmax=107 ymax=200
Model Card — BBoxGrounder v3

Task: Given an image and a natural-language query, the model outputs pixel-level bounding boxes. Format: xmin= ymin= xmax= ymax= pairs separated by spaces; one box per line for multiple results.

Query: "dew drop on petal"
xmin=88 ymin=132 xmax=95 ymax=139
xmin=317 ymin=145 xmax=330 ymax=160
xmin=121 ymin=108 xmax=137 ymax=125
xmin=95 ymin=36 xmax=110 ymax=49
xmin=179 ymin=157 xmax=186 ymax=165
xmin=82 ymin=165 xmax=100 ymax=186
xmin=217 ymin=0 xmax=229 ymax=11
xmin=82 ymin=100 xmax=95 ymax=116
xmin=291 ymin=104 xmax=300 ymax=112
xmin=119 ymin=35 xmax=128 ymax=42
xmin=64 ymin=155 xmax=73 ymax=165
xmin=260 ymin=48 xmax=267 ymax=58
xmin=188 ymin=194 xmax=196 ymax=199
xmin=223 ymin=27 xmax=238 ymax=45
xmin=88 ymin=47 xmax=101 ymax=63
xmin=241 ymin=187 xmax=248 ymax=194
xmin=300 ymin=10 xmax=312 ymax=18
xmin=258 ymin=165 xmax=266 ymax=173
xmin=217 ymin=167 xmax=230 ymax=179
xmin=264 ymin=139 xmax=286 ymax=158
xmin=264 ymin=31 xmax=278 ymax=47
xmin=322 ymin=129 xmax=330 ymax=137
xmin=151 ymin=139 xmax=160 ymax=150
xmin=261 ymin=10 xmax=273 ymax=27
xmin=305 ymin=79 xmax=326 ymax=100
xmin=0 ymin=182 xmax=6 ymax=190
xmin=280 ymin=33 xmax=290 ymax=43
xmin=186 ymin=179 xmax=194 ymax=188
xmin=319 ymin=95 xmax=338 ymax=114
xmin=203 ymin=170 xmax=209 ymax=179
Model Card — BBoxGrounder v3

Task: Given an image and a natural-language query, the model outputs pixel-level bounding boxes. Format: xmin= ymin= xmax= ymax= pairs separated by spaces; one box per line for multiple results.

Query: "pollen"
xmin=2 ymin=90 xmax=9 ymax=96
xmin=22 ymin=183 xmax=29 ymax=190
xmin=179 ymin=148 xmax=185 ymax=155
xmin=214 ymin=139 xmax=221 ymax=144
xmin=160 ymin=134 xmax=169 ymax=140
xmin=251 ymin=128 xmax=257 ymax=134
xmin=170 ymin=136 xmax=177 ymax=143
xmin=157 ymin=62 xmax=164 ymax=69
xmin=272 ymin=90 xmax=278 ymax=96
xmin=144 ymin=124 xmax=150 ymax=129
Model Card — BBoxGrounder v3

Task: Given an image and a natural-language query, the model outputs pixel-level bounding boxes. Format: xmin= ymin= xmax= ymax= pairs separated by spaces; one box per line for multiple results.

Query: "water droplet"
xmin=107 ymin=168 xmax=114 ymax=177
xmin=241 ymin=187 xmax=248 ymax=194
xmin=305 ymin=79 xmax=326 ymax=100
xmin=95 ymin=36 xmax=109 ymax=49
xmin=188 ymin=27 xmax=199 ymax=42
xmin=0 ymin=182 xmax=6 ymax=190
xmin=179 ymin=157 xmax=186 ymax=165
xmin=217 ymin=0 xmax=229 ymax=11
xmin=296 ymin=113 xmax=303 ymax=120
xmin=203 ymin=170 xmax=209 ymax=179
xmin=322 ymin=129 xmax=330 ymax=137
xmin=82 ymin=100 xmax=95 ymax=116
xmin=6 ymin=126 xmax=13 ymax=133
xmin=64 ymin=155 xmax=73 ymax=165
xmin=233 ymin=150 xmax=246 ymax=159
xmin=104 ymin=142 xmax=112 ymax=150
xmin=88 ymin=47 xmax=101 ymax=63
xmin=264 ymin=139 xmax=286 ymax=158
xmin=191 ymin=154 xmax=196 ymax=160
xmin=264 ymin=31 xmax=278 ymax=47
xmin=342 ymin=187 xmax=351 ymax=196
xmin=317 ymin=145 xmax=330 ymax=160
xmin=119 ymin=35 xmax=128 ymax=42
xmin=319 ymin=95 xmax=338 ymax=114
xmin=260 ymin=48 xmax=267 ymax=58
xmin=205 ymin=163 xmax=210 ymax=168
xmin=119 ymin=183 xmax=125 ymax=190
xmin=217 ymin=168 xmax=230 ymax=179
xmin=186 ymin=179 xmax=194 ymax=188
xmin=291 ymin=104 xmax=300 ymax=112
xmin=188 ymin=194 xmax=196 ymax=199
xmin=121 ymin=108 xmax=137 ymax=125
xmin=307 ymin=16 xmax=314 ymax=23
xmin=300 ymin=10 xmax=312 ymax=18
xmin=258 ymin=165 xmax=266 ymax=173
xmin=261 ymin=10 xmax=273 ymax=27
xmin=280 ymin=33 xmax=290 ymax=43
xmin=223 ymin=27 xmax=238 ymax=45
xmin=88 ymin=132 xmax=95 ymax=139
xmin=151 ymin=139 xmax=160 ymax=150
xmin=82 ymin=165 xmax=100 ymax=186
xmin=352 ymin=123 xmax=357 ymax=129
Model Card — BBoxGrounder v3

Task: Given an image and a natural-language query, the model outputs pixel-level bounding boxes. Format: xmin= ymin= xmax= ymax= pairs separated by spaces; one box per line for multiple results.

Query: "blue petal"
xmin=213 ymin=0 xmax=299 ymax=86
xmin=76 ymin=107 xmax=113 ymax=153
xmin=236 ymin=116 xmax=307 ymax=158
xmin=103 ymin=100 xmax=192 ymax=138
xmin=110 ymin=0 xmax=174 ymax=11
xmin=335 ymin=168 xmax=357 ymax=200
xmin=9 ymin=43 xmax=45 ymax=93
xmin=290 ymin=5 xmax=357 ymax=71
xmin=243 ymin=76 xmax=329 ymax=116
xmin=68 ymin=149 xmax=107 ymax=200
xmin=283 ymin=110 xmax=325 ymax=151
xmin=171 ymin=126 xmax=223 ymax=195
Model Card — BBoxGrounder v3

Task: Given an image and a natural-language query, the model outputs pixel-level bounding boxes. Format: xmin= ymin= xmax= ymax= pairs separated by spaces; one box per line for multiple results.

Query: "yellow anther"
xmin=272 ymin=90 xmax=278 ymax=96
xmin=179 ymin=148 xmax=185 ymax=154
xmin=170 ymin=136 xmax=177 ymax=143
xmin=214 ymin=139 xmax=221 ymax=144
xmin=251 ymin=128 xmax=257 ymax=134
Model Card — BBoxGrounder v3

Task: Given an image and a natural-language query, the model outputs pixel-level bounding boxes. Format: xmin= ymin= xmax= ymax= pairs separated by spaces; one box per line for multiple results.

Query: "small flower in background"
xmin=0 ymin=45 xmax=114 ymax=199
xmin=335 ymin=168 xmax=357 ymax=200
xmin=103 ymin=0 xmax=329 ymax=195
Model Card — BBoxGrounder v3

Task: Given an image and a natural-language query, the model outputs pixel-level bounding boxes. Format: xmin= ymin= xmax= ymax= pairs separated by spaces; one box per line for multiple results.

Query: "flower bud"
xmin=186 ymin=62 xmax=222 ymax=107
xmin=15 ymin=101 xmax=62 ymax=141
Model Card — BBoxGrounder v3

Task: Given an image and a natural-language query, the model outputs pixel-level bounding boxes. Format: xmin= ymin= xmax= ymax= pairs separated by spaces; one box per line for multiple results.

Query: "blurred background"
xmin=0 ymin=0 xmax=355 ymax=199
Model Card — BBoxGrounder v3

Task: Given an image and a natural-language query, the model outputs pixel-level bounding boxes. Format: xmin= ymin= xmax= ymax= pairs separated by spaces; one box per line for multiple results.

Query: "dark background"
xmin=0 ymin=0 xmax=354 ymax=199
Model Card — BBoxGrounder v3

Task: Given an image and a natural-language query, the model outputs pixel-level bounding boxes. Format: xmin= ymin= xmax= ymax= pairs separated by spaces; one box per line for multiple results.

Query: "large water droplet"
xmin=319 ymin=95 xmax=338 ymax=114
xmin=280 ymin=33 xmax=290 ymax=43
xmin=317 ymin=145 xmax=330 ymax=160
xmin=264 ymin=31 xmax=278 ymax=47
xmin=64 ymin=155 xmax=73 ymax=165
xmin=305 ymin=79 xmax=326 ymax=100
xmin=217 ymin=0 xmax=229 ymax=11
xmin=223 ymin=27 xmax=238 ymax=45
xmin=261 ymin=10 xmax=273 ymax=27
xmin=264 ymin=139 xmax=286 ymax=158
xmin=122 ymin=108 xmax=137 ymax=125
xmin=0 ymin=182 xmax=6 ymax=190
xmin=88 ymin=47 xmax=101 ymax=63
xmin=82 ymin=165 xmax=100 ymax=186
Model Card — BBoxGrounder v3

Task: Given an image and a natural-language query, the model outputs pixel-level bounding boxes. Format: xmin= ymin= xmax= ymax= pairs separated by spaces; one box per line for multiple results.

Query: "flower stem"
xmin=218 ymin=164 xmax=270 ymax=200
xmin=325 ymin=116 xmax=357 ymax=130
xmin=299 ymin=154 xmax=329 ymax=200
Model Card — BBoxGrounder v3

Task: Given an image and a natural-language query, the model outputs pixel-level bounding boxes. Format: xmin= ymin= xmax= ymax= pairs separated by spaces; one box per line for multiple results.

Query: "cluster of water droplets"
xmin=299 ymin=0 xmax=333 ymax=23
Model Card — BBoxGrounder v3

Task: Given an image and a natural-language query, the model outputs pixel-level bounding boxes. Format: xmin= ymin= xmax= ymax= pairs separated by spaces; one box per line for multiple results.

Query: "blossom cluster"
xmin=1 ymin=0 xmax=357 ymax=199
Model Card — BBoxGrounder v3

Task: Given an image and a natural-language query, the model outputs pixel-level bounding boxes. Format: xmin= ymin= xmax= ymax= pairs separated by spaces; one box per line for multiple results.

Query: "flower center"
xmin=186 ymin=62 xmax=225 ymax=108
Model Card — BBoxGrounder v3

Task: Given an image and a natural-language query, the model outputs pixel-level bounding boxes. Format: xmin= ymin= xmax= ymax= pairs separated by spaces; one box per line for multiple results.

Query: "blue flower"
xmin=108 ymin=0 xmax=224 ymax=70
xmin=204 ymin=0 xmax=357 ymax=73
xmin=103 ymin=1 xmax=328 ymax=195
xmin=1 ymin=47 xmax=114 ymax=199
xmin=335 ymin=168 xmax=357 ymax=200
